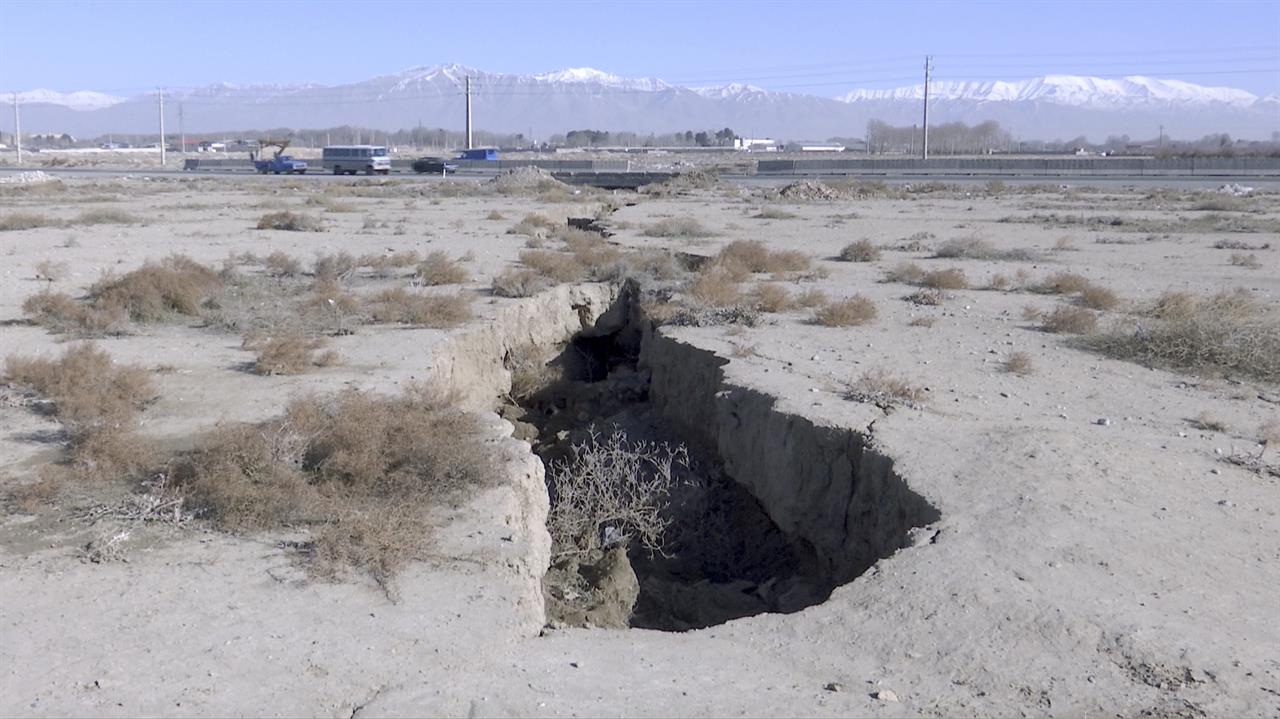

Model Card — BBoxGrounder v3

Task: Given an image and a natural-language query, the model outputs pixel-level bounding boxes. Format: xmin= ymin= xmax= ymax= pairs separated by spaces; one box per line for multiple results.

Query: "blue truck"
xmin=253 ymin=154 xmax=307 ymax=174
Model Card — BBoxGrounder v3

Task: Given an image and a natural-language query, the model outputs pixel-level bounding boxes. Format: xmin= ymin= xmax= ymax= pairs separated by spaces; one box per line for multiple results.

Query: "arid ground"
xmin=1 ymin=168 xmax=1277 ymax=717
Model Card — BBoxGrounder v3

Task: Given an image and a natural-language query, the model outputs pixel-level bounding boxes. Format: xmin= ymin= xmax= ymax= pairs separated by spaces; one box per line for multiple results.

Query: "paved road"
xmin=3 ymin=165 xmax=1278 ymax=190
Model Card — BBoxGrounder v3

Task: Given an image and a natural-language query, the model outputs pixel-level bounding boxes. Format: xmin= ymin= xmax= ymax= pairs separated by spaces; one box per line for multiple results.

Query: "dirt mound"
xmin=776 ymin=180 xmax=844 ymax=201
xmin=640 ymin=168 xmax=719 ymax=196
xmin=487 ymin=166 xmax=570 ymax=194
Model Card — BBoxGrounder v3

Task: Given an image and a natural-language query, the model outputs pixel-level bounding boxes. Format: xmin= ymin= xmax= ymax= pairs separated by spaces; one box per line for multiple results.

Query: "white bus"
xmin=321 ymin=145 xmax=391 ymax=175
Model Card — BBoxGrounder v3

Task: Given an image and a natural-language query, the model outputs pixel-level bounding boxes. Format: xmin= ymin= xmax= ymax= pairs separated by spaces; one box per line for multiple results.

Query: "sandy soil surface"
xmin=1 ymin=171 xmax=1277 ymax=717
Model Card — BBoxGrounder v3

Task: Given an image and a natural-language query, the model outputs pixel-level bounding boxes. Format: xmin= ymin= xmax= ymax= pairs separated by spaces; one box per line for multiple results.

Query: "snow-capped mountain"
xmin=16 ymin=89 xmax=125 ymax=111
xmin=12 ymin=65 xmax=1277 ymax=140
xmin=837 ymin=75 xmax=1260 ymax=109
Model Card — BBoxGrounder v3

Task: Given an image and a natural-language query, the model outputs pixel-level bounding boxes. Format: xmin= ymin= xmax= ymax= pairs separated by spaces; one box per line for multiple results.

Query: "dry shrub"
xmin=486 ymin=210 xmax=505 ymax=220
xmin=795 ymin=288 xmax=828 ymax=308
xmin=1085 ymin=289 xmax=1280 ymax=383
xmin=905 ymin=289 xmax=943 ymax=306
xmin=507 ymin=213 xmax=558 ymax=237
xmin=23 ymin=290 xmax=126 ymax=335
xmin=263 ymin=251 xmax=303 ymax=277
xmin=505 ymin=342 xmax=561 ymax=400
xmin=90 ymin=254 xmax=223 ymax=322
xmin=492 ymin=269 xmax=553 ymax=298
xmin=4 ymin=344 xmax=156 ymax=475
xmin=1078 ymin=284 xmax=1121 ymax=310
xmin=6 ymin=473 xmax=63 ymax=513
xmin=1004 ymin=351 xmax=1035 ymax=376
xmin=933 ymin=237 xmax=1035 ymax=261
xmin=366 ymin=288 xmax=473 ymax=327
xmin=561 ymin=232 xmax=624 ymax=279
xmin=839 ymin=239 xmax=881 ymax=262
xmin=687 ymin=265 xmax=743 ymax=307
xmin=1230 ymin=253 xmax=1261 ymax=269
xmin=35 ymin=259 xmax=69 ymax=282
xmin=244 ymin=332 xmax=336 ymax=375
xmin=76 ymin=208 xmax=139 ymax=225
xmin=1191 ymin=411 xmax=1226 ymax=432
xmin=361 ymin=250 xmax=421 ymax=277
xmin=1037 ymin=271 xmax=1092 ymax=295
xmin=988 ymin=273 xmax=1011 ymax=290
xmin=751 ymin=283 xmax=795 ymax=313
xmin=643 ymin=217 xmax=714 ymax=238
xmin=306 ymin=195 xmax=358 ymax=213
xmin=313 ymin=251 xmax=358 ymax=281
xmin=908 ymin=316 xmax=937 ymax=328
xmin=884 ymin=261 xmax=926 ymax=284
xmin=0 ymin=212 xmax=59 ymax=231
xmin=171 ymin=388 xmax=496 ymax=589
xmin=844 ymin=369 xmax=923 ymax=408
xmin=813 ymin=295 xmax=877 ymax=326
xmin=921 ymin=268 xmax=969 ymax=290
xmin=257 ymin=211 xmax=324 ymax=232
xmin=415 ymin=251 xmax=469 ymax=286
xmin=717 ymin=240 xmax=810 ymax=274
xmin=547 ymin=429 xmax=687 ymax=558
xmin=519 ymin=249 xmax=585 ymax=283
xmin=754 ymin=207 xmax=797 ymax=220
xmin=1260 ymin=422 xmax=1280 ymax=454
xmin=1053 ymin=236 xmax=1076 ymax=251
xmin=1041 ymin=305 xmax=1098 ymax=334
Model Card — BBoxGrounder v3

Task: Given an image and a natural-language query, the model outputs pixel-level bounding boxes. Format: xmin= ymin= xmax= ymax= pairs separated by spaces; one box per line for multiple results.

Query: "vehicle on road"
xmin=411 ymin=157 xmax=459 ymax=175
xmin=253 ymin=155 xmax=307 ymax=174
xmin=322 ymin=145 xmax=391 ymax=175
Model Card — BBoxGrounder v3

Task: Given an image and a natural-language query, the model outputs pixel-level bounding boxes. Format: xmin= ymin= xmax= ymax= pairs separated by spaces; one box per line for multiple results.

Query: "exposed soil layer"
xmin=506 ymin=285 xmax=940 ymax=630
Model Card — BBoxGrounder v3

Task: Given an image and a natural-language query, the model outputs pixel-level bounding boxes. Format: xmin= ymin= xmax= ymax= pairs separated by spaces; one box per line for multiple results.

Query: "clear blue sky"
xmin=2 ymin=0 xmax=1277 ymax=97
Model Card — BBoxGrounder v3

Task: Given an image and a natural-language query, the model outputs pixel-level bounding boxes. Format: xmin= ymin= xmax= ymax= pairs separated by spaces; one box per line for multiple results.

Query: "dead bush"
xmin=643 ymin=217 xmax=714 ymax=238
xmin=492 ymin=269 xmax=553 ymax=298
xmin=751 ymin=283 xmax=795 ymax=313
xmin=520 ymin=249 xmax=585 ymax=283
xmin=933 ymin=237 xmax=1035 ymax=261
xmin=844 ymin=369 xmax=923 ymax=408
xmin=884 ymin=261 xmax=926 ymax=284
xmin=839 ymin=239 xmax=881 ymax=262
xmin=4 ymin=343 xmax=156 ymax=475
xmin=507 ymin=213 xmax=559 ymax=237
xmin=813 ymin=295 xmax=877 ymax=326
xmin=257 ymin=211 xmax=324 ymax=232
xmin=486 ymin=210 xmax=505 ymax=221
xmin=1084 ymin=289 xmax=1280 ymax=383
xmin=1230 ymin=253 xmax=1261 ymax=269
xmin=921 ymin=268 xmax=969 ymax=290
xmin=754 ymin=207 xmax=797 ymax=220
xmin=76 ymin=208 xmax=139 ymax=225
xmin=687 ymin=265 xmax=744 ymax=307
xmin=717 ymin=240 xmax=810 ymax=274
xmin=1004 ymin=351 xmax=1035 ymax=376
xmin=171 ymin=388 xmax=497 ymax=589
xmin=1036 ymin=271 xmax=1092 ymax=295
xmin=34 ymin=259 xmax=69 ymax=282
xmin=89 ymin=254 xmax=223 ymax=322
xmin=0 ymin=212 xmax=60 ymax=231
xmin=6 ymin=473 xmax=63 ymax=513
xmin=1078 ymin=284 xmax=1121 ymax=310
xmin=244 ymin=332 xmax=336 ymax=375
xmin=1041 ymin=305 xmax=1098 ymax=333
xmin=905 ymin=289 xmax=944 ymax=306
xmin=22 ymin=289 xmax=127 ymax=336
xmin=795 ymin=288 xmax=828 ymax=308
xmin=313 ymin=251 xmax=358 ymax=281
xmin=988 ymin=273 xmax=1011 ymax=290
xmin=366 ymin=288 xmax=473 ymax=327
xmin=1191 ymin=411 xmax=1226 ymax=432
xmin=546 ymin=429 xmax=688 ymax=558
xmin=415 ymin=251 xmax=469 ymax=286
xmin=263 ymin=251 xmax=303 ymax=277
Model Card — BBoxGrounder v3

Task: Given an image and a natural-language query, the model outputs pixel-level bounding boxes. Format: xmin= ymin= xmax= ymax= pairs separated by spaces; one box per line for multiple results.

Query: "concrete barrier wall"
xmin=755 ymin=157 xmax=1280 ymax=176
xmin=182 ymin=158 xmax=631 ymax=172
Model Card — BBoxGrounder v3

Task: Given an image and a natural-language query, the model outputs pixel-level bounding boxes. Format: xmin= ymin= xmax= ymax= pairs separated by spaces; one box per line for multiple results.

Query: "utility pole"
xmin=158 ymin=88 xmax=166 ymax=166
xmin=922 ymin=55 xmax=932 ymax=160
xmin=178 ymin=103 xmax=185 ymax=154
xmin=465 ymin=75 xmax=473 ymax=150
xmin=11 ymin=93 xmax=20 ymax=164
xmin=1159 ymin=124 xmax=1164 ymax=150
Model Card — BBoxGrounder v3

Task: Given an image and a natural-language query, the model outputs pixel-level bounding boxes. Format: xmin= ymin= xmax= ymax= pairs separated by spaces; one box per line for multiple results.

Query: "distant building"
xmin=733 ymin=137 xmax=779 ymax=152
xmin=797 ymin=142 xmax=845 ymax=152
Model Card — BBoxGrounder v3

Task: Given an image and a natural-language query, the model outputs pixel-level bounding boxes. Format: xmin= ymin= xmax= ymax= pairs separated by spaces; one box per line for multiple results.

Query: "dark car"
xmin=411 ymin=157 xmax=459 ymax=175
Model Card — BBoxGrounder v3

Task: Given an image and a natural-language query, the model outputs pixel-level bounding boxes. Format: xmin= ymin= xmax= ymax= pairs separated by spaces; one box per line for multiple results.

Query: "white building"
xmin=733 ymin=137 xmax=779 ymax=152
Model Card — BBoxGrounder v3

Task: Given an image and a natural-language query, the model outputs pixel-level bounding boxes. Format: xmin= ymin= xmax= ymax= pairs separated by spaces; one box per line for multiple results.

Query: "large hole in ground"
xmin=501 ymin=285 xmax=940 ymax=631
